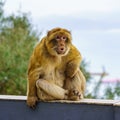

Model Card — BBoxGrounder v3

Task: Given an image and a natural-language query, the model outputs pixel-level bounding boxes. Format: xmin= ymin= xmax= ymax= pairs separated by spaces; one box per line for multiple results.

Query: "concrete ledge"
xmin=0 ymin=95 xmax=26 ymax=100
xmin=0 ymin=95 xmax=119 ymax=105
xmin=0 ymin=95 xmax=120 ymax=120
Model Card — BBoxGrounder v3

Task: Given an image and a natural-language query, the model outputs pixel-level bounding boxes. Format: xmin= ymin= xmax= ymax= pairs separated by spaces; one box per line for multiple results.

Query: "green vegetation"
xmin=0 ymin=1 xmax=39 ymax=95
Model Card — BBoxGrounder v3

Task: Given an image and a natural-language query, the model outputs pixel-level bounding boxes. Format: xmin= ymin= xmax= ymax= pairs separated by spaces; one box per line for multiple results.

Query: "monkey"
xmin=27 ymin=27 xmax=86 ymax=108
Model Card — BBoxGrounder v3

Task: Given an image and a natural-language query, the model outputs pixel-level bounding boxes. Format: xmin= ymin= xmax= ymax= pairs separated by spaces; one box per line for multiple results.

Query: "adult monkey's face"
xmin=45 ymin=28 xmax=72 ymax=56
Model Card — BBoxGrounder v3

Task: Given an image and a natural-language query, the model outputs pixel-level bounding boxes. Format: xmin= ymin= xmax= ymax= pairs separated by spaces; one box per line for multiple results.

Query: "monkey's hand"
xmin=27 ymin=96 xmax=38 ymax=109
xmin=65 ymin=59 xmax=80 ymax=78
xmin=68 ymin=89 xmax=83 ymax=101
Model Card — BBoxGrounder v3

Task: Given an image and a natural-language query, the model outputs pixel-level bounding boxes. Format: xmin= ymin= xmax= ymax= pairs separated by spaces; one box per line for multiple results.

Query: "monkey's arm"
xmin=27 ymin=53 xmax=43 ymax=108
xmin=65 ymin=46 xmax=82 ymax=78
xmin=65 ymin=57 xmax=81 ymax=78
xmin=27 ymin=67 xmax=43 ymax=108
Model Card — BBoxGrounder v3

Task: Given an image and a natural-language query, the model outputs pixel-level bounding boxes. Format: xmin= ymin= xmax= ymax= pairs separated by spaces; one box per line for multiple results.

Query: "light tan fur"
xmin=27 ymin=27 xmax=86 ymax=108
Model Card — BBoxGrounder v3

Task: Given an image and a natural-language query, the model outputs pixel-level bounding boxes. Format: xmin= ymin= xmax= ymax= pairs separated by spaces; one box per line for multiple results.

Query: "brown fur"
xmin=27 ymin=27 xmax=86 ymax=108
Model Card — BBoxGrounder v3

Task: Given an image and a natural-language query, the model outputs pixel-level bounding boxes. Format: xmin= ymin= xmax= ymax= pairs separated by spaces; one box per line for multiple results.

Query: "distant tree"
xmin=0 ymin=1 xmax=4 ymax=29
xmin=84 ymin=66 xmax=109 ymax=99
xmin=80 ymin=60 xmax=91 ymax=81
xmin=0 ymin=1 xmax=39 ymax=95
xmin=80 ymin=60 xmax=94 ymax=98
xmin=104 ymin=82 xmax=120 ymax=99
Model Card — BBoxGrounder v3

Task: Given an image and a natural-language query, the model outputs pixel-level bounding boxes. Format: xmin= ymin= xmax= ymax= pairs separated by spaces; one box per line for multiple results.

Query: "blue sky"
xmin=3 ymin=0 xmax=120 ymax=79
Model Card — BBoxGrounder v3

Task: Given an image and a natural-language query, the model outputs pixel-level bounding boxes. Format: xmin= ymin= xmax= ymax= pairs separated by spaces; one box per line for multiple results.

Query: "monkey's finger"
xmin=73 ymin=90 xmax=79 ymax=95
xmin=30 ymin=104 xmax=36 ymax=109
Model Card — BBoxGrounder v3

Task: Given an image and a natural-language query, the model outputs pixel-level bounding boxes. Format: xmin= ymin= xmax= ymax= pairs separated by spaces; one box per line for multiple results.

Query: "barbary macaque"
xmin=27 ymin=27 xmax=86 ymax=108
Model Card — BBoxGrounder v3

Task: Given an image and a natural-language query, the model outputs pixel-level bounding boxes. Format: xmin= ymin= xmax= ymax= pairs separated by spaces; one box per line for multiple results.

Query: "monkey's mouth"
xmin=57 ymin=50 xmax=66 ymax=55
xmin=56 ymin=47 xmax=66 ymax=55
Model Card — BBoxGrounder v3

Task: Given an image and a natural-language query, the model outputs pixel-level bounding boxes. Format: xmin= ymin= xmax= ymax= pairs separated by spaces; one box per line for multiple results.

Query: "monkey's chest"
xmin=43 ymin=67 xmax=65 ymax=87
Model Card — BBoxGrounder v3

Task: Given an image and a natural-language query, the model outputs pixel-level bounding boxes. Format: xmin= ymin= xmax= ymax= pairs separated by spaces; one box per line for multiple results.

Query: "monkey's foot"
xmin=27 ymin=96 xmax=38 ymax=109
xmin=68 ymin=89 xmax=83 ymax=101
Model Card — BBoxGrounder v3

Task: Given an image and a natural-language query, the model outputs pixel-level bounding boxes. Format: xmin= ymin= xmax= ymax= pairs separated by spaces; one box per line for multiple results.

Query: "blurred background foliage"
xmin=0 ymin=1 xmax=39 ymax=95
xmin=0 ymin=1 xmax=120 ymax=99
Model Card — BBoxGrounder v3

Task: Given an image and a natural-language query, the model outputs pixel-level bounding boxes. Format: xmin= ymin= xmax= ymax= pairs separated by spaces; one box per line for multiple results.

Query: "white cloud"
xmin=106 ymin=29 xmax=120 ymax=33
xmin=4 ymin=0 xmax=120 ymax=17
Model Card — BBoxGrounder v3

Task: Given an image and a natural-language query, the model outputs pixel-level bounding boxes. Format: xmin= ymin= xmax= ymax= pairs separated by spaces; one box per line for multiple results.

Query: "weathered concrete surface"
xmin=0 ymin=95 xmax=119 ymax=120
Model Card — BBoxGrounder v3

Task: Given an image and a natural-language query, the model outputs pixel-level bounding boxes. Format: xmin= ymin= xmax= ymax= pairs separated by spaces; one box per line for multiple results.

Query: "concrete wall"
xmin=0 ymin=95 xmax=120 ymax=120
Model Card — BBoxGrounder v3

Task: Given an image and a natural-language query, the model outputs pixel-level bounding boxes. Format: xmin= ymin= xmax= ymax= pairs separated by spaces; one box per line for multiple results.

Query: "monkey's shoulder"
xmin=65 ymin=45 xmax=81 ymax=59
xmin=35 ymin=37 xmax=46 ymax=49
xmin=32 ymin=37 xmax=47 ymax=58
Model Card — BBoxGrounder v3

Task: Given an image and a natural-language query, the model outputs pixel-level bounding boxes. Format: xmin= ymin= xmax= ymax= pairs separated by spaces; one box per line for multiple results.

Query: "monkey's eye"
xmin=61 ymin=36 xmax=67 ymax=41
xmin=56 ymin=36 xmax=60 ymax=40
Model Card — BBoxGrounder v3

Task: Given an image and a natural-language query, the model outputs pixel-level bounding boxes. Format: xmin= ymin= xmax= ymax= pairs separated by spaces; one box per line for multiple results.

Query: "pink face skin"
xmin=55 ymin=35 xmax=68 ymax=54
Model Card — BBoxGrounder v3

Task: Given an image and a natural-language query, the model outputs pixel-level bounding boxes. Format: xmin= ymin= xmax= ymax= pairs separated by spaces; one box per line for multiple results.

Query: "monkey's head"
xmin=45 ymin=27 xmax=72 ymax=56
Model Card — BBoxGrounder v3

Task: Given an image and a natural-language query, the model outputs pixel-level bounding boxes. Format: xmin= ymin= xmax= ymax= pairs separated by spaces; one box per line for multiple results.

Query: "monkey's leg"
xmin=64 ymin=70 xmax=86 ymax=100
xmin=27 ymin=78 xmax=38 ymax=107
xmin=36 ymin=79 xmax=68 ymax=101
xmin=27 ymin=68 xmax=43 ymax=108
